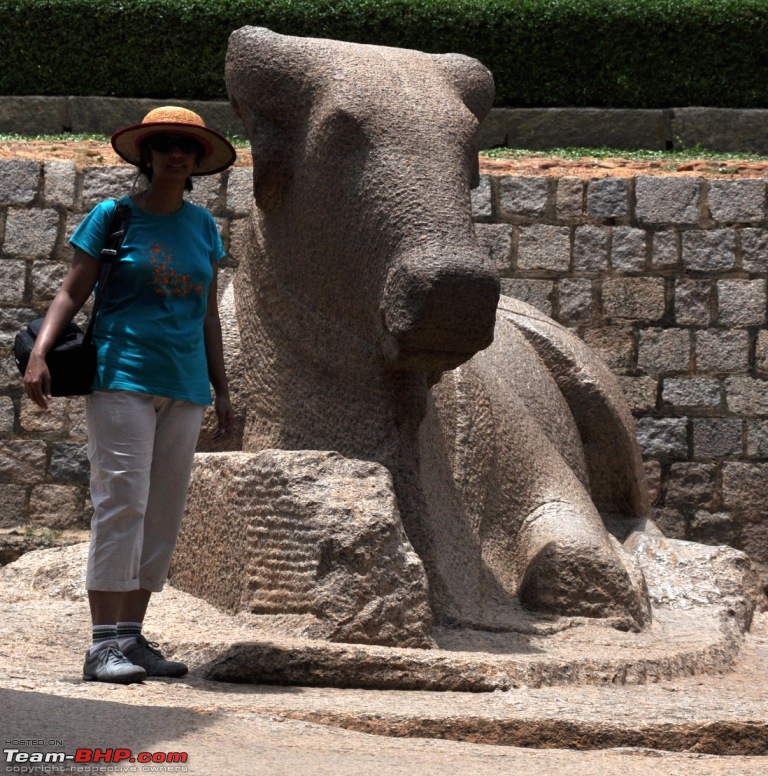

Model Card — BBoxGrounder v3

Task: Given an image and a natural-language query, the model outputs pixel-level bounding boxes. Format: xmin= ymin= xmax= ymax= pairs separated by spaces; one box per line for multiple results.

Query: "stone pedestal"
xmin=171 ymin=450 xmax=433 ymax=649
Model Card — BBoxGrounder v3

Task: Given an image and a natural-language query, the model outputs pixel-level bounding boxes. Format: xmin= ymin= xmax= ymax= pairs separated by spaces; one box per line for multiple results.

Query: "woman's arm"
xmin=203 ymin=265 xmax=234 ymax=439
xmin=23 ymin=248 xmax=101 ymax=410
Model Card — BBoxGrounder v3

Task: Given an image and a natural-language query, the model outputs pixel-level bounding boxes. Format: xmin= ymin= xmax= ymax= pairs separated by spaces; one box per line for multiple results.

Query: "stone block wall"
xmin=472 ymin=173 xmax=768 ymax=564
xmin=1 ymin=159 xmax=767 ymax=565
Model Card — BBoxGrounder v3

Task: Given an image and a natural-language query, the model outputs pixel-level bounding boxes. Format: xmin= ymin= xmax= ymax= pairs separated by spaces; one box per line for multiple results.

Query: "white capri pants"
xmin=86 ymin=390 xmax=205 ymax=592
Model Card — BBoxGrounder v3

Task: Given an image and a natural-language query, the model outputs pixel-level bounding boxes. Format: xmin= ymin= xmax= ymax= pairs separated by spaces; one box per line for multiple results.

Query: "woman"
xmin=23 ymin=106 xmax=236 ymax=684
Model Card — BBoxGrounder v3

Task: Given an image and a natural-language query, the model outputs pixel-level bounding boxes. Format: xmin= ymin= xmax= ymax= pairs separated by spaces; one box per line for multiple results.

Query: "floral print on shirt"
xmin=148 ymin=242 xmax=204 ymax=297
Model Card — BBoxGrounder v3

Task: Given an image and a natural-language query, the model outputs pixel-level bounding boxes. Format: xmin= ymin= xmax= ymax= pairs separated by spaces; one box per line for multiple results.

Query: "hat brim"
xmin=111 ymin=121 xmax=237 ymax=175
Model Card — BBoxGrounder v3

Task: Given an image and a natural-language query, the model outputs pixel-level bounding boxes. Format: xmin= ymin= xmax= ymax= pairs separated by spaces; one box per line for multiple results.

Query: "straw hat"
xmin=111 ymin=106 xmax=237 ymax=175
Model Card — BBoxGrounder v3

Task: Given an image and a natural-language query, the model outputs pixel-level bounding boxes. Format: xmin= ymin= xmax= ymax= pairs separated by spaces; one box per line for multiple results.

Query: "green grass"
xmin=481 ymin=145 xmax=768 ymax=163
xmin=0 ymin=132 xmax=252 ymax=146
xmin=22 ymin=525 xmax=64 ymax=542
xmin=0 ymin=132 xmax=111 ymax=142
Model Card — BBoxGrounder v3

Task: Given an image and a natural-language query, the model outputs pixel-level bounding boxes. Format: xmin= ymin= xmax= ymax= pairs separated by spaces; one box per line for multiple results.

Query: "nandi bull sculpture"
xmin=172 ymin=27 xmax=658 ymax=646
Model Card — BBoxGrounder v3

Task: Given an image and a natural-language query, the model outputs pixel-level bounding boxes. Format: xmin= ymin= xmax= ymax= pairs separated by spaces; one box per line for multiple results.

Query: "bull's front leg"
xmin=421 ymin=323 xmax=652 ymax=631
xmin=515 ymin=498 xmax=651 ymax=630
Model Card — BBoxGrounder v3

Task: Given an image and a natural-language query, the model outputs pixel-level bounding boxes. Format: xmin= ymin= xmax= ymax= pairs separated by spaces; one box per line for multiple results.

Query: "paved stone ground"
xmin=5 ymin=690 xmax=768 ymax=775
xmin=1 ymin=545 xmax=767 ymax=775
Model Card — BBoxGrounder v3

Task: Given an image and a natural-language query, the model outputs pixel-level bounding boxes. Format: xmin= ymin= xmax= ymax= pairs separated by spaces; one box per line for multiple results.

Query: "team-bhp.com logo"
xmin=4 ymin=747 xmax=188 ymax=772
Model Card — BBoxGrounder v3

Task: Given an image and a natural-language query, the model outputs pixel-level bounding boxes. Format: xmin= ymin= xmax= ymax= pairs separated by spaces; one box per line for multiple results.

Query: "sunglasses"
xmin=148 ymin=134 xmax=204 ymax=156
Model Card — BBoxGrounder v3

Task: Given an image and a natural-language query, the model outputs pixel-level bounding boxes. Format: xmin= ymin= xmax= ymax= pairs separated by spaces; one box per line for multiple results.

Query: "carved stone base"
xmin=192 ymin=531 xmax=764 ymax=690
xmin=171 ymin=450 xmax=434 ymax=649
xmin=2 ymin=540 xmax=764 ymax=694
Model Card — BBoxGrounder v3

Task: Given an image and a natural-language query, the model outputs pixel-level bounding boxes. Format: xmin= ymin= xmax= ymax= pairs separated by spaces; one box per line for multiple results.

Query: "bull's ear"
xmin=432 ymin=53 xmax=494 ymax=189
xmin=226 ymin=27 xmax=316 ymax=211
xmin=432 ymin=53 xmax=495 ymax=123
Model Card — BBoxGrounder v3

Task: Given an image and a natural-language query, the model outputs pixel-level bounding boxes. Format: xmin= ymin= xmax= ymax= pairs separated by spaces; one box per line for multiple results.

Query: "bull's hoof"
xmin=516 ymin=504 xmax=651 ymax=630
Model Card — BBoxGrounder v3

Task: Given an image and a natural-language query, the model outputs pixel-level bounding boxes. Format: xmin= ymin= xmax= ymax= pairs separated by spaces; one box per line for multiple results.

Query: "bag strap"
xmin=83 ymin=200 xmax=131 ymax=347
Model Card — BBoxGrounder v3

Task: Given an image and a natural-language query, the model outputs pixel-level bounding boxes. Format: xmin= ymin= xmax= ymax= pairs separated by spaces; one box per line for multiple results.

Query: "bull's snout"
xmin=380 ymin=250 xmax=500 ymax=371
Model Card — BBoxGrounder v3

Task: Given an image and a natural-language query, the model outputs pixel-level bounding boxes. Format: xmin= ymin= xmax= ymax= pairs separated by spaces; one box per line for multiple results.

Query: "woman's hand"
xmin=23 ymin=351 xmax=52 ymax=411
xmin=211 ymin=392 xmax=235 ymax=441
xmin=22 ymin=248 xmax=101 ymax=412
xmin=203 ymin=266 xmax=234 ymax=443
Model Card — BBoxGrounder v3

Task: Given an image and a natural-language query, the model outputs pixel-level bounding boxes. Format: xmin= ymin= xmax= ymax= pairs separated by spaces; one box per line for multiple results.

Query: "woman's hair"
xmin=138 ymin=136 xmax=205 ymax=192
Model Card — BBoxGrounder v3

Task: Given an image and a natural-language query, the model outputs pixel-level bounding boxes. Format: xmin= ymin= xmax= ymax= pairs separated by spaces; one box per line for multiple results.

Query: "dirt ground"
xmin=479 ymin=154 xmax=768 ymax=178
xmin=3 ymin=138 xmax=768 ymax=178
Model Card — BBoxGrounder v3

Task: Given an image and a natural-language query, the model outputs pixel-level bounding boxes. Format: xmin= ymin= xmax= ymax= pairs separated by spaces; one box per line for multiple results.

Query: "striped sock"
xmin=117 ymin=621 xmax=143 ymax=650
xmin=90 ymin=624 xmax=117 ymax=655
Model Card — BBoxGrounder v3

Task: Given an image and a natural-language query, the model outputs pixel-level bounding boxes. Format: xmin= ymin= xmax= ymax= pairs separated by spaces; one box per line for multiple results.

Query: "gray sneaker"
xmin=83 ymin=645 xmax=147 ymax=684
xmin=121 ymin=635 xmax=188 ymax=678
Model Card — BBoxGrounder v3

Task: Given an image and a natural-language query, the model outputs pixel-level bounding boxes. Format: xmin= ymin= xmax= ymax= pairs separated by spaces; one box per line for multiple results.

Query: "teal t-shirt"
xmin=70 ymin=195 xmax=225 ymax=405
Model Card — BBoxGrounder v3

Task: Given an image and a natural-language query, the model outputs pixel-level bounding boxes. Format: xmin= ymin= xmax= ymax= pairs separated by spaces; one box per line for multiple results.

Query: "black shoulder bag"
xmin=13 ymin=201 xmax=131 ymax=397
